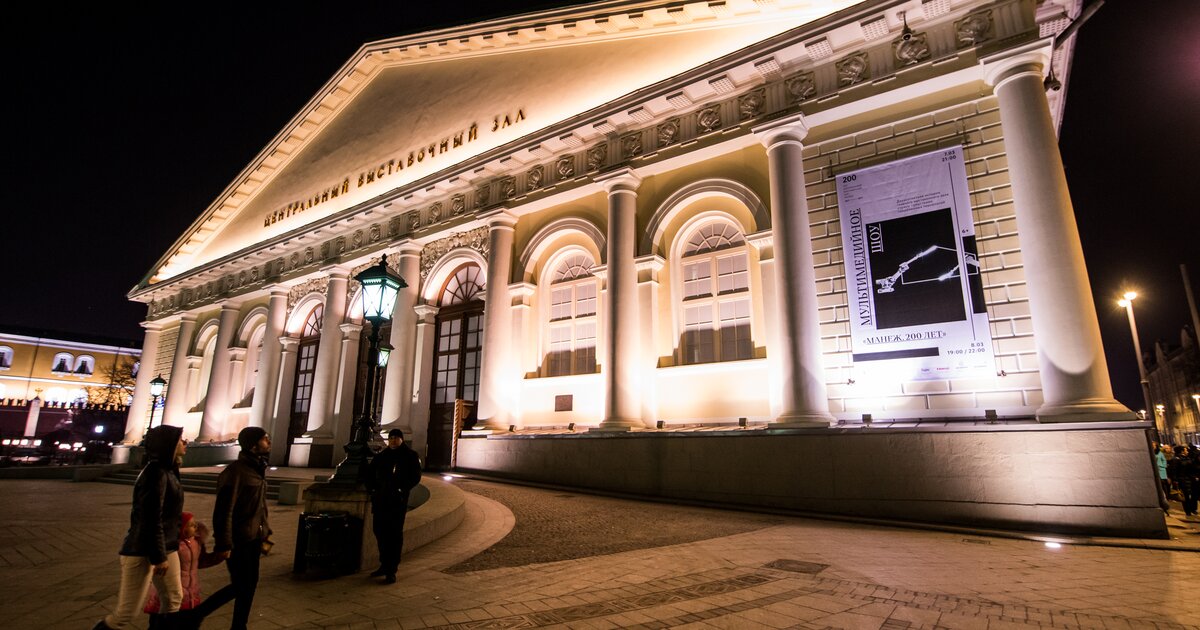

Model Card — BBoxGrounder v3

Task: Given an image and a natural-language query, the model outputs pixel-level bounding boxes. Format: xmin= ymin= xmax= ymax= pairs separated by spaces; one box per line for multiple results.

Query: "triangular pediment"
xmin=150 ymin=0 xmax=860 ymax=283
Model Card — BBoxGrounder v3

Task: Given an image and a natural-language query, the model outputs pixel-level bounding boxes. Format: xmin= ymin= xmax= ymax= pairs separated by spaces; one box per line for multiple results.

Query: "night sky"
xmin=4 ymin=1 xmax=1197 ymax=410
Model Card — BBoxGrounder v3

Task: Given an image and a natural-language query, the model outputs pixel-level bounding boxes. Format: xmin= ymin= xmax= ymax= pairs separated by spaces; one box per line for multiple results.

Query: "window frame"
xmin=672 ymin=217 xmax=757 ymax=366
xmin=540 ymin=249 xmax=600 ymax=378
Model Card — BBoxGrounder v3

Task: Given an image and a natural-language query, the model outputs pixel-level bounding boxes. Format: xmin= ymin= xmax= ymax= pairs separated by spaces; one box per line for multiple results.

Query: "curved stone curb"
xmin=402 ymin=473 xmax=467 ymax=554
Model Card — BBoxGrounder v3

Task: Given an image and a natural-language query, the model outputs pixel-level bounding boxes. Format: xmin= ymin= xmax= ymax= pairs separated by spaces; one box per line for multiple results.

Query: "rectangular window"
xmin=575 ymin=282 xmax=597 ymax=317
xmin=717 ymin=253 xmax=749 ymax=294
xmin=683 ymin=261 xmax=712 ymax=299
xmin=719 ymin=298 xmax=753 ymax=360
xmin=548 ymin=325 xmax=572 ymax=376
xmin=550 ymin=287 xmax=573 ymax=321
xmin=683 ymin=304 xmax=715 ymax=364
xmin=575 ymin=321 xmax=597 ymax=374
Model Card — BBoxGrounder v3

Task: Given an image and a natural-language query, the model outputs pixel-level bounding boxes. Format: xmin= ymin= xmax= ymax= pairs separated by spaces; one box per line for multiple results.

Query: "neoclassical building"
xmin=125 ymin=0 xmax=1163 ymax=536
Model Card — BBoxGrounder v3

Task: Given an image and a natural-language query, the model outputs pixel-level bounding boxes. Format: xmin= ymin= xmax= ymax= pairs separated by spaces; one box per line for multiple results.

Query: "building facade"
xmin=124 ymin=0 xmax=1163 ymax=536
xmin=1148 ymin=326 xmax=1200 ymax=446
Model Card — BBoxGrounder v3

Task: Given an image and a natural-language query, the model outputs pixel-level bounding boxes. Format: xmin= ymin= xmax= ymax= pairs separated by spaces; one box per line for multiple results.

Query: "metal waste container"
xmin=292 ymin=510 xmax=362 ymax=576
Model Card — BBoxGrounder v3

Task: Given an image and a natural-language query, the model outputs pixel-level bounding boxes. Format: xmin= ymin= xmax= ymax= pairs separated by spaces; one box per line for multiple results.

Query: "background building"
xmin=1148 ymin=326 xmax=1200 ymax=445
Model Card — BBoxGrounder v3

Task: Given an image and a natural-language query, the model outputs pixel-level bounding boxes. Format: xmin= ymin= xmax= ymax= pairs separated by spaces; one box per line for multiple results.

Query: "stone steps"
xmin=96 ymin=469 xmax=283 ymax=500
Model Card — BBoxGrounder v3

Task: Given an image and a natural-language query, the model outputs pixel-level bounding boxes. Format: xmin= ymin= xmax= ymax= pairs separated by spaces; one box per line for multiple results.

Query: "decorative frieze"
xmin=894 ymin=32 xmax=931 ymax=66
xmin=837 ymin=52 xmax=870 ymax=87
xmin=955 ymin=11 xmax=992 ymax=48
xmin=697 ymin=105 xmax=722 ymax=133
xmin=420 ymin=227 xmax=491 ymax=280
xmin=586 ymin=144 xmax=607 ymax=172
xmin=287 ymin=277 xmax=329 ymax=312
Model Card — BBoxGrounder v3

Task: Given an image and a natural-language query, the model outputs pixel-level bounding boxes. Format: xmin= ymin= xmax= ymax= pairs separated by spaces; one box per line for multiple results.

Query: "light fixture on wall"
xmin=330 ymin=255 xmax=406 ymax=486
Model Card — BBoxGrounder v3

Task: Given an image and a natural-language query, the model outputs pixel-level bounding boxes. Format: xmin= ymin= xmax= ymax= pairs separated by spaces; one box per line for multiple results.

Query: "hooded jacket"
xmin=213 ymin=450 xmax=271 ymax=552
xmin=119 ymin=424 xmax=184 ymax=564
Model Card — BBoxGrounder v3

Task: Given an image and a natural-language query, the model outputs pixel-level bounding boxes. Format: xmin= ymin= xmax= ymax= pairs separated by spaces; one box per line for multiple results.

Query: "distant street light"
xmin=330 ymin=255 xmax=405 ymax=485
xmin=1118 ymin=292 xmax=1158 ymax=438
xmin=147 ymin=374 xmax=167 ymax=431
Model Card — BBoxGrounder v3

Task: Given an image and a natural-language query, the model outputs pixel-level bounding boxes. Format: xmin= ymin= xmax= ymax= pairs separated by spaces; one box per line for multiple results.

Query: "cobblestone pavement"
xmin=1 ymin=477 xmax=1198 ymax=630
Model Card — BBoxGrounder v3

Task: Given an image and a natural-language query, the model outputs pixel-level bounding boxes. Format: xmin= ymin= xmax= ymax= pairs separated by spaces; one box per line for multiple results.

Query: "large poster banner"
xmin=835 ymin=145 xmax=994 ymax=381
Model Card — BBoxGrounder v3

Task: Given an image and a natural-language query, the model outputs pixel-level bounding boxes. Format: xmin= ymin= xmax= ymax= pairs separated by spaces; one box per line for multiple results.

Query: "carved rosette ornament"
xmin=419 ymin=227 xmax=491 ymax=280
xmin=287 ymin=277 xmax=330 ymax=313
xmin=586 ymin=144 xmax=606 ymax=172
xmin=352 ymin=230 xmax=363 ymax=249
xmin=786 ymin=72 xmax=816 ymax=103
xmin=955 ymin=11 xmax=992 ymax=48
xmin=429 ymin=202 xmax=443 ymax=224
xmin=556 ymin=156 xmax=575 ymax=179
xmin=621 ymin=133 xmax=642 ymax=159
xmin=475 ymin=184 xmax=490 ymax=208
xmin=657 ymin=119 xmax=680 ymax=146
xmin=527 ymin=165 xmax=544 ymax=191
xmin=500 ymin=176 xmax=517 ymax=200
xmin=407 ymin=211 xmax=421 ymax=232
xmin=894 ymin=32 xmax=931 ymax=66
xmin=697 ymin=105 xmax=722 ymax=133
xmin=369 ymin=225 xmax=380 ymax=242
xmin=836 ymin=52 xmax=870 ymax=87
xmin=451 ymin=194 xmax=466 ymax=216
xmin=738 ymin=89 xmax=765 ymax=120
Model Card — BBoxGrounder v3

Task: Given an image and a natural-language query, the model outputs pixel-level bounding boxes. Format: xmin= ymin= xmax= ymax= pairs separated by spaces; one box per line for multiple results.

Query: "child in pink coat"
xmin=144 ymin=512 xmax=221 ymax=618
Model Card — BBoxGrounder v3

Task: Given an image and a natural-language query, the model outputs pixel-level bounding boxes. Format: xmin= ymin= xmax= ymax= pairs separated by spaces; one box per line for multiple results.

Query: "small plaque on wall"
xmin=555 ymin=395 xmax=573 ymax=412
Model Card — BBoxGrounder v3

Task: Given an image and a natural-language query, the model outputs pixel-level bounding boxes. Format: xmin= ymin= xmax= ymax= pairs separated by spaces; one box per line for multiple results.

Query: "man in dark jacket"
xmin=195 ymin=426 xmax=272 ymax=629
xmin=366 ymin=428 xmax=422 ymax=583
xmin=93 ymin=424 xmax=186 ymax=630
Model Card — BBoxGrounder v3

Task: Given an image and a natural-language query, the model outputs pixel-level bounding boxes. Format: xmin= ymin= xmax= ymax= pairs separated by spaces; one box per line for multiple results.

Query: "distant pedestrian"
xmin=366 ymin=428 xmax=423 ymax=584
xmin=143 ymin=512 xmax=221 ymax=626
xmin=191 ymin=427 xmax=273 ymax=629
xmin=1155 ymin=444 xmax=1171 ymax=499
xmin=93 ymin=425 xmax=187 ymax=630
xmin=1168 ymin=445 xmax=1199 ymax=517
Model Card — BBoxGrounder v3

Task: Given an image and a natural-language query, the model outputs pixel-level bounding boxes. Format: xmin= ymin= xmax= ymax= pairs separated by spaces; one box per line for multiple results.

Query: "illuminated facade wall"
xmin=0 ymin=329 xmax=140 ymax=406
xmin=125 ymin=0 xmax=1137 ymax=470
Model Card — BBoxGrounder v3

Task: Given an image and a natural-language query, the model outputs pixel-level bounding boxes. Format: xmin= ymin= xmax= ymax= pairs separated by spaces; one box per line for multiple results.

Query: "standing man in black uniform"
xmin=366 ymin=428 xmax=422 ymax=583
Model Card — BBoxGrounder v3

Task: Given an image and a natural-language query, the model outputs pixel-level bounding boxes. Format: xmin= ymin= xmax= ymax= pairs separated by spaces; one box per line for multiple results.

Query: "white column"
xmin=635 ymin=255 xmax=664 ymax=425
xmin=380 ymin=244 xmax=422 ymax=431
xmin=596 ymin=169 xmax=643 ymax=429
xmin=982 ymin=44 xmax=1132 ymax=422
xmin=161 ymin=314 xmax=197 ymax=426
xmin=269 ymin=337 xmax=299 ymax=467
xmin=333 ymin=322 xmax=363 ymax=449
xmin=476 ymin=210 xmax=518 ymax=431
xmin=753 ymin=115 xmax=833 ymax=427
xmin=305 ymin=267 xmax=349 ymax=435
xmin=508 ymin=283 xmax=535 ymax=425
xmin=124 ymin=322 xmax=163 ymax=442
xmin=409 ymin=304 xmax=440 ymax=457
xmin=249 ymin=287 xmax=288 ymax=428
xmin=24 ymin=396 xmax=42 ymax=437
xmin=198 ymin=303 xmax=241 ymax=441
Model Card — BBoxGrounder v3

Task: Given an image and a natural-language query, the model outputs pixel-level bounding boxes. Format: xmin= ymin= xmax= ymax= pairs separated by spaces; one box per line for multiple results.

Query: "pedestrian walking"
xmin=191 ymin=427 xmax=273 ymax=629
xmin=1155 ymin=444 xmax=1171 ymax=500
xmin=143 ymin=512 xmax=222 ymax=627
xmin=1168 ymin=445 xmax=1199 ymax=517
xmin=366 ymin=428 xmax=423 ymax=584
xmin=93 ymin=424 xmax=187 ymax=630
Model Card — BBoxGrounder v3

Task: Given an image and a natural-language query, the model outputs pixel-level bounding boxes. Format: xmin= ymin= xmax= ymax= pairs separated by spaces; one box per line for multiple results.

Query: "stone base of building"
xmin=455 ymin=422 xmax=1167 ymax=539
xmin=289 ymin=436 xmax=336 ymax=468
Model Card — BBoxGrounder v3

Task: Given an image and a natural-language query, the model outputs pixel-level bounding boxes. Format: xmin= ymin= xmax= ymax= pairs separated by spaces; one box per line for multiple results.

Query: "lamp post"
xmin=330 ymin=255 xmax=405 ymax=485
xmin=148 ymin=374 xmax=167 ymax=432
xmin=1118 ymin=292 xmax=1156 ymax=434
xmin=373 ymin=340 xmax=393 ymax=434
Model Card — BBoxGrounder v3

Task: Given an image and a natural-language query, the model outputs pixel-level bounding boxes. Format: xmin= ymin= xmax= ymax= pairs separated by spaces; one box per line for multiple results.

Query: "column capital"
xmin=140 ymin=320 xmax=165 ymax=332
xmin=414 ymin=304 xmax=440 ymax=321
xmin=480 ymin=208 xmax=518 ymax=230
xmin=266 ymin=283 xmax=290 ymax=298
xmin=509 ymin=282 xmax=536 ymax=304
xmin=393 ymin=239 xmax=424 ymax=259
xmin=752 ymin=113 xmax=809 ymax=149
xmin=218 ymin=301 xmax=243 ymax=314
xmin=746 ymin=231 xmax=774 ymax=260
xmin=279 ymin=337 xmax=300 ymax=351
xmin=185 ymin=355 xmax=204 ymax=369
xmin=634 ymin=254 xmax=665 ymax=283
xmin=227 ymin=347 xmax=247 ymax=362
xmin=981 ymin=38 xmax=1052 ymax=89
xmin=339 ymin=322 xmax=363 ymax=339
xmin=594 ymin=168 xmax=641 ymax=194
xmin=320 ymin=264 xmax=351 ymax=281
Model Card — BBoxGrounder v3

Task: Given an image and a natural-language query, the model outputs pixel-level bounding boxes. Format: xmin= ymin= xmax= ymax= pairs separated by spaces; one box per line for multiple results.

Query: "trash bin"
xmin=292 ymin=510 xmax=363 ymax=576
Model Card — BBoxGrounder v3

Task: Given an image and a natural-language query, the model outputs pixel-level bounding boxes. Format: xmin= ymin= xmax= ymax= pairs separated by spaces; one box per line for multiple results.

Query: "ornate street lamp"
xmin=330 ymin=255 xmax=405 ymax=485
xmin=372 ymin=340 xmax=393 ymax=434
xmin=148 ymin=374 xmax=167 ymax=431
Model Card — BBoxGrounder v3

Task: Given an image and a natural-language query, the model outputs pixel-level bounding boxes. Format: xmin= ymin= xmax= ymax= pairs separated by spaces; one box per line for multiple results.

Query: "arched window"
xmin=74 ymin=355 xmax=95 ymax=376
xmin=51 ymin=352 xmax=74 ymax=374
xmin=292 ymin=304 xmax=324 ymax=416
xmin=544 ymin=252 xmax=598 ymax=376
xmin=0 ymin=346 xmax=12 ymax=369
xmin=439 ymin=265 xmax=484 ymax=306
xmin=243 ymin=325 xmax=266 ymax=400
xmin=679 ymin=220 xmax=752 ymax=364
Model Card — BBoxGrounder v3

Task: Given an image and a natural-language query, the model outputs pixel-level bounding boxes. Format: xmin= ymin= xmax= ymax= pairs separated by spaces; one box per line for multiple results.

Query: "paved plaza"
xmin=1 ymin=474 xmax=1198 ymax=630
